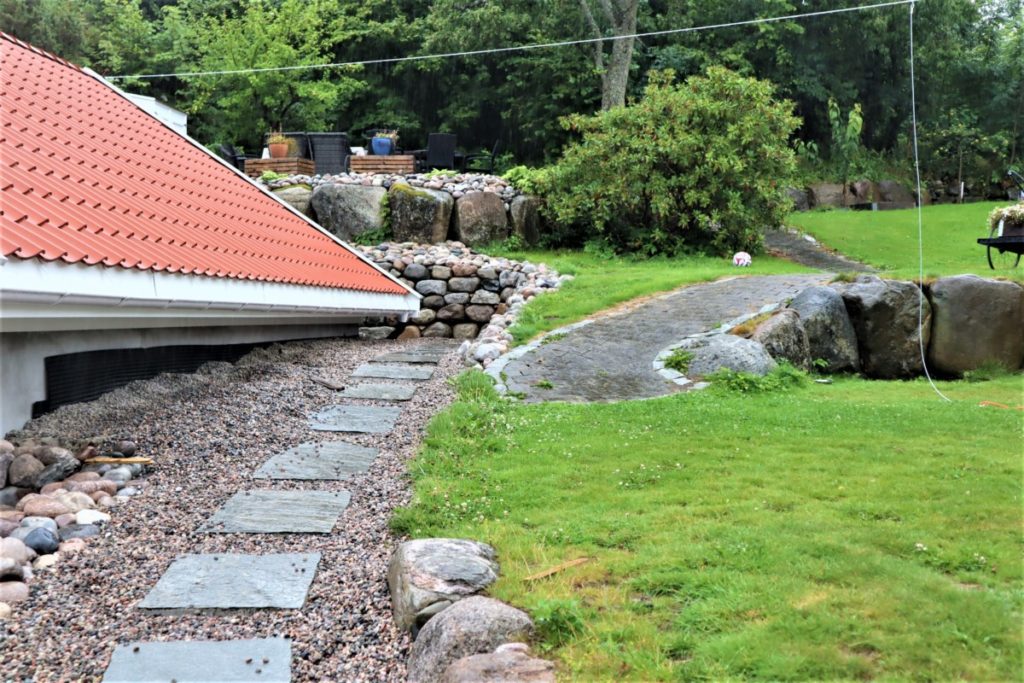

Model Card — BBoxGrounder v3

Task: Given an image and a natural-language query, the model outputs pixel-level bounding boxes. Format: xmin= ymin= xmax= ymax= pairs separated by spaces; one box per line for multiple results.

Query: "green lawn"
xmin=484 ymin=249 xmax=814 ymax=343
xmin=787 ymin=202 xmax=1022 ymax=281
xmin=394 ymin=372 xmax=1023 ymax=681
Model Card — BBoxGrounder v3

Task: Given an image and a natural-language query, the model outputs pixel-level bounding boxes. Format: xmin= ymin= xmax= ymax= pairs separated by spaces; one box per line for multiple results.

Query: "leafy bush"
xmin=541 ymin=67 xmax=800 ymax=256
xmin=502 ymin=165 xmax=552 ymax=195
xmin=708 ymin=362 xmax=809 ymax=393
xmin=663 ymin=348 xmax=694 ymax=373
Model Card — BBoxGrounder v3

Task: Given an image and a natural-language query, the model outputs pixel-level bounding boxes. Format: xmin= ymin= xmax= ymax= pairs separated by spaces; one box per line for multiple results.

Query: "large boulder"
xmin=509 ymin=196 xmax=542 ymax=246
xmin=388 ymin=538 xmax=499 ymax=633
xmin=750 ymin=309 xmax=811 ymax=370
xmin=877 ymin=180 xmax=915 ymax=205
xmin=926 ymin=275 xmax=1024 ymax=375
xmin=676 ymin=334 xmax=777 ymax=378
xmin=407 ymin=597 xmax=534 ymax=683
xmin=838 ymin=276 xmax=931 ymax=378
xmin=788 ymin=286 xmax=860 ymax=373
xmin=34 ymin=452 xmax=79 ymax=489
xmin=389 ymin=184 xmax=454 ymax=244
xmin=851 ymin=179 xmax=879 ymax=203
xmin=310 ymin=184 xmax=387 ymax=241
xmin=7 ymin=454 xmax=43 ymax=489
xmin=441 ymin=643 xmax=556 ymax=683
xmin=454 ymin=193 xmax=508 ymax=246
xmin=785 ymin=187 xmax=810 ymax=212
xmin=808 ymin=183 xmax=845 ymax=209
xmin=272 ymin=185 xmax=313 ymax=216
xmin=0 ymin=452 xmax=11 ymax=488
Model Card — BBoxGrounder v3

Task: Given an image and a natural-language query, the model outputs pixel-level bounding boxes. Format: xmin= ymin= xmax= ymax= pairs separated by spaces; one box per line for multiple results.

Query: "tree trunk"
xmin=579 ymin=0 xmax=640 ymax=111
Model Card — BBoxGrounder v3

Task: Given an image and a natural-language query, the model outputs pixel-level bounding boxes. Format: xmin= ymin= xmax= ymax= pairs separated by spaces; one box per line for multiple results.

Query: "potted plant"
xmin=268 ymin=131 xmax=290 ymax=159
xmin=371 ymin=129 xmax=398 ymax=156
xmin=989 ymin=202 xmax=1024 ymax=237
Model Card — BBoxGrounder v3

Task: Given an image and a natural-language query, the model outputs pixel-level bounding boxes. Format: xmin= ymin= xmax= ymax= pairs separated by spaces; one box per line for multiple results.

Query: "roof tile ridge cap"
xmin=0 ymin=32 xmax=84 ymax=72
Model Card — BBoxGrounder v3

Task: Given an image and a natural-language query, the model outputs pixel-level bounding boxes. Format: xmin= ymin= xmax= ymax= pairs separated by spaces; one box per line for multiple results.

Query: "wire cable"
xmin=108 ymin=0 xmax=917 ymax=80
xmin=908 ymin=0 xmax=952 ymax=402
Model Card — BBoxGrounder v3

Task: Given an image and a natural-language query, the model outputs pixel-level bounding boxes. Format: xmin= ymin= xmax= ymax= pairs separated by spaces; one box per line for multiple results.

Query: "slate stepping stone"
xmin=103 ymin=638 xmax=290 ymax=682
xmin=352 ymin=363 xmax=435 ymax=381
xmin=139 ymin=553 xmax=319 ymax=610
xmin=199 ymin=490 xmax=351 ymax=534
xmin=254 ymin=441 xmax=379 ymax=481
xmin=338 ymin=382 xmax=417 ymax=401
xmin=372 ymin=351 xmax=445 ymax=364
xmin=309 ymin=404 xmax=402 ymax=433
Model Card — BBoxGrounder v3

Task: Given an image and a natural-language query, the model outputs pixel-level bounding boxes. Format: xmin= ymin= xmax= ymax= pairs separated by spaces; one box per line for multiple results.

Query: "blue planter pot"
xmin=371 ymin=137 xmax=393 ymax=156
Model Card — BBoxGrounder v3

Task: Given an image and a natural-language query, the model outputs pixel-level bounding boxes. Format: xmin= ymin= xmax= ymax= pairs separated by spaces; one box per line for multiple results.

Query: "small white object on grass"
xmin=732 ymin=251 xmax=752 ymax=267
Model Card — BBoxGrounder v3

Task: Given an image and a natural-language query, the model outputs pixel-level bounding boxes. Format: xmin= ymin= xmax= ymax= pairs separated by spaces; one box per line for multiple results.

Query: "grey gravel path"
xmin=502 ymin=274 xmax=829 ymax=402
xmin=765 ymin=229 xmax=873 ymax=272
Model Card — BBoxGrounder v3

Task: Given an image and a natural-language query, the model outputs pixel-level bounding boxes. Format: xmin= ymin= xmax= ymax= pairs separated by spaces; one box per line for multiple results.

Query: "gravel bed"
xmin=1 ymin=337 xmax=462 ymax=681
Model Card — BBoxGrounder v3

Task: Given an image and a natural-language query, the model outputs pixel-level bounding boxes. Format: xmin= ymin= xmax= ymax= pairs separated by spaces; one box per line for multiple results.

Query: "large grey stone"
xmin=200 ymin=490 xmax=350 ymax=534
xmin=358 ymin=326 xmax=394 ymax=340
xmin=448 ymin=277 xmax=481 ymax=293
xmin=388 ymin=538 xmax=499 ymax=632
xmin=676 ymin=334 xmax=777 ymax=378
xmin=0 ymin=452 xmax=11 ymax=488
xmin=808 ymin=182 xmax=845 ymax=208
xmin=785 ymin=187 xmax=810 ymax=212
xmin=509 ymin=195 xmax=541 ymax=246
xmin=407 ymin=597 xmax=534 ymax=683
xmin=390 ymin=184 xmax=454 ymax=244
xmin=310 ymin=184 xmax=386 ymax=242
xmin=750 ymin=309 xmax=811 ymax=370
xmin=926 ymin=275 xmax=1024 ymax=375
xmin=838 ymin=276 xmax=931 ymax=378
xmin=7 ymin=454 xmax=43 ymax=488
xmin=878 ymin=180 xmax=915 ymax=204
xmin=103 ymin=638 xmax=291 ymax=682
xmin=423 ymin=322 xmax=453 ymax=338
xmin=139 ymin=553 xmax=320 ymax=610
xmin=789 ymin=286 xmax=860 ymax=373
xmin=442 ymin=644 xmax=556 ymax=683
xmin=353 ymin=363 xmax=435 ymax=381
xmin=273 ymin=185 xmax=313 ymax=216
xmin=338 ymin=383 xmax=417 ymax=401
xmin=436 ymin=304 xmax=466 ymax=322
xmin=453 ymin=193 xmax=508 ymax=246
xmin=404 ymin=263 xmax=429 ymax=280
xmin=415 ymin=279 xmax=448 ymax=297
xmin=254 ymin=441 xmax=378 ymax=480
xmin=373 ymin=351 xmax=444 ymax=364
xmin=309 ymin=405 xmax=402 ymax=433
xmin=34 ymin=453 xmax=80 ymax=489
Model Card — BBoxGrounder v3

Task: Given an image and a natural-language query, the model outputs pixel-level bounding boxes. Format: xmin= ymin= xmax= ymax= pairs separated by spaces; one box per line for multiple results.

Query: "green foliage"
xmin=707 ymin=362 xmax=809 ymax=393
xmin=501 ymin=166 xmax=551 ymax=196
xmin=663 ymin=348 xmax=694 ymax=374
xmin=260 ymin=171 xmax=286 ymax=183
xmin=534 ymin=379 xmax=555 ymax=390
xmin=963 ymin=360 xmax=1014 ymax=383
xmin=531 ymin=598 xmax=586 ymax=650
xmin=542 ymin=68 xmax=800 ymax=256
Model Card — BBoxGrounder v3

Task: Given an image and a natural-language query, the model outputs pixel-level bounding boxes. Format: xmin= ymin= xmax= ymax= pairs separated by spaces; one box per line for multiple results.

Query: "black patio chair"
xmin=414 ymin=133 xmax=457 ymax=172
xmin=217 ymin=143 xmax=249 ymax=171
xmin=307 ymin=132 xmax=351 ymax=174
xmin=463 ymin=139 xmax=500 ymax=174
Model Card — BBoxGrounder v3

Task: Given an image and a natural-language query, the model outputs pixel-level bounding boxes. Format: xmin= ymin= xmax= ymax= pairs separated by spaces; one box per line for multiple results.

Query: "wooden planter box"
xmin=244 ymin=158 xmax=315 ymax=179
xmin=349 ymin=155 xmax=416 ymax=175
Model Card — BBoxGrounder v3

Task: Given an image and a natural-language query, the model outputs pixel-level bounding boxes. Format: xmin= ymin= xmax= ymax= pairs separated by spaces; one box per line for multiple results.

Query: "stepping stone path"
xmin=200 ymin=490 xmax=351 ymax=534
xmin=110 ymin=345 xmax=445 ymax=680
xmin=253 ymin=441 xmax=379 ymax=481
xmin=104 ymin=638 xmax=291 ymax=683
xmin=309 ymin=404 xmax=402 ymax=433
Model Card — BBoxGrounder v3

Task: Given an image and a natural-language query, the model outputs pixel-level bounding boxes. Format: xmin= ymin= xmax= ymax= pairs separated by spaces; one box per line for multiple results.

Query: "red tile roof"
xmin=0 ymin=33 xmax=408 ymax=295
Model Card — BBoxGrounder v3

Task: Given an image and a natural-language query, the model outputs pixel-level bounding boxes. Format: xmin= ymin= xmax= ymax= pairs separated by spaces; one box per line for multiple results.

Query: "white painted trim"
xmin=0 ymin=259 xmax=420 ymax=333
xmin=83 ymin=68 xmax=419 ymax=300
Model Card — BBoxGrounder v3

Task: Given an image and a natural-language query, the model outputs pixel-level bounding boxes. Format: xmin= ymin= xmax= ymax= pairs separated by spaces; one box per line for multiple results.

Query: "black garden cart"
xmin=977 ymin=170 xmax=1024 ymax=270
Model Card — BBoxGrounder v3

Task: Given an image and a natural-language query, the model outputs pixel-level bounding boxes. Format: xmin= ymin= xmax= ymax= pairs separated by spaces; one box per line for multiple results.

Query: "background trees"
xmin=1 ymin=0 xmax=1020 ymax=186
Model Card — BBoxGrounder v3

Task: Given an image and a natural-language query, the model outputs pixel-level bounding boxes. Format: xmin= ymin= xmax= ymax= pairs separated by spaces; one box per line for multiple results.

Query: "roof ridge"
xmin=0 ymin=31 xmax=83 ymax=72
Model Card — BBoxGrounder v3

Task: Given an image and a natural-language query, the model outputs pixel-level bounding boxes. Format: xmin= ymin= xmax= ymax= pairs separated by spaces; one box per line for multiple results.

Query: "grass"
xmin=480 ymin=248 xmax=814 ymax=344
xmin=394 ymin=371 xmax=1023 ymax=681
xmin=787 ymin=202 xmax=1023 ymax=281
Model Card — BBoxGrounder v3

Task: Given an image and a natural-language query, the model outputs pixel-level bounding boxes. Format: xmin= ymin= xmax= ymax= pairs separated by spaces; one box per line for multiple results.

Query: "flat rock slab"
xmin=338 ymin=382 xmax=418 ymax=401
xmin=138 ymin=553 xmax=320 ymax=611
xmin=352 ymin=364 xmax=435 ymax=381
xmin=309 ymin=405 xmax=402 ymax=433
xmin=254 ymin=441 xmax=379 ymax=480
xmin=200 ymin=490 xmax=351 ymax=534
xmin=103 ymin=638 xmax=290 ymax=682
xmin=373 ymin=351 xmax=445 ymax=364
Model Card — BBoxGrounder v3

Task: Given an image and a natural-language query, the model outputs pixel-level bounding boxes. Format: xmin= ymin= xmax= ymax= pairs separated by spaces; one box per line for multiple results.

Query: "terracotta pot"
xmin=268 ymin=142 xmax=289 ymax=159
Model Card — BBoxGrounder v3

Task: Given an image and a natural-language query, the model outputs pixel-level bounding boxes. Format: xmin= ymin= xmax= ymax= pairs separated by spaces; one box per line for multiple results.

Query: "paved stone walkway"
xmin=499 ymin=274 xmax=828 ymax=403
xmin=764 ymin=229 xmax=873 ymax=273
xmin=105 ymin=344 xmax=451 ymax=682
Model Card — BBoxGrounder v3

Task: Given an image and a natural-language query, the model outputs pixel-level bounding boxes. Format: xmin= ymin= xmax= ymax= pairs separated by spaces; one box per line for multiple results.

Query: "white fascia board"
xmin=0 ymin=258 xmax=420 ymax=333
xmin=86 ymin=69 xmax=419 ymax=301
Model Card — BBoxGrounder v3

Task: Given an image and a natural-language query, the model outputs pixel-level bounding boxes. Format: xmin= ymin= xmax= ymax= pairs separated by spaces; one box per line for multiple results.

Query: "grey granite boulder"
xmin=808 ymin=183 xmax=845 ymax=208
xmin=8 ymin=454 xmax=43 ymax=488
xmin=676 ymin=334 xmax=777 ymax=378
xmin=310 ymin=184 xmax=386 ymax=242
xmin=926 ymin=275 xmax=1024 ymax=375
xmin=389 ymin=184 xmax=454 ymax=244
xmin=878 ymin=180 xmax=915 ymax=204
xmin=454 ymin=193 xmax=508 ymax=246
xmin=751 ymin=309 xmax=811 ymax=370
xmin=358 ymin=326 xmax=395 ymax=341
xmin=789 ymin=286 xmax=860 ymax=373
xmin=838 ymin=276 xmax=931 ymax=378
xmin=509 ymin=195 xmax=542 ymax=246
xmin=34 ymin=452 xmax=79 ymax=489
xmin=388 ymin=538 xmax=499 ymax=633
xmin=785 ymin=187 xmax=810 ymax=212
xmin=851 ymin=179 xmax=879 ymax=203
xmin=441 ymin=643 xmax=556 ymax=683
xmin=272 ymin=185 xmax=313 ymax=216
xmin=407 ymin=597 xmax=534 ymax=683
xmin=0 ymin=452 xmax=11 ymax=488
